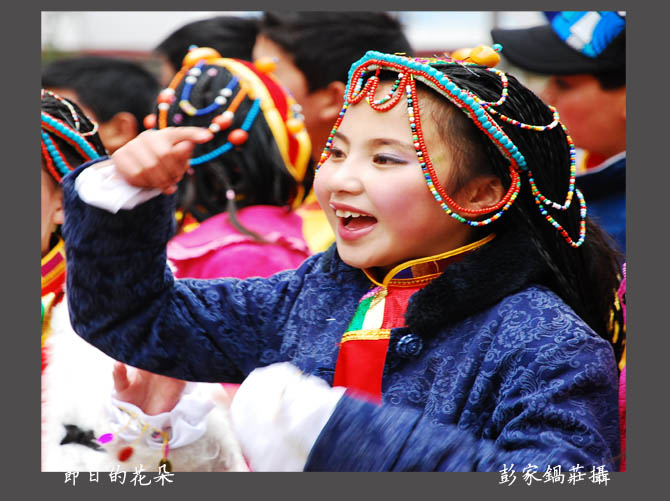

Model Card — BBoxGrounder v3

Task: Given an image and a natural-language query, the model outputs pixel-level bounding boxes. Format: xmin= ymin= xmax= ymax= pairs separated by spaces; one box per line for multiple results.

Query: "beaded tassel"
xmin=96 ymin=405 xmax=172 ymax=471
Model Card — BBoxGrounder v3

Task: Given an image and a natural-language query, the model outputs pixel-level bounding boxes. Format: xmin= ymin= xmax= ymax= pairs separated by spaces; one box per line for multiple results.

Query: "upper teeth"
xmin=335 ymin=209 xmax=365 ymax=218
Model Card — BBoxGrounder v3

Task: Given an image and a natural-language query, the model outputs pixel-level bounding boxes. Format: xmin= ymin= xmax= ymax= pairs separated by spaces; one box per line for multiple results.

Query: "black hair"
xmin=155 ymin=16 xmax=258 ymax=70
xmin=165 ymin=64 xmax=298 ymax=240
xmin=42 ymin=91 xmax=107 ymax=243
xmin=41 ymin=91 xmax=107 ymax=174
xmin=259 ymin=12 xmax=413 ymax=92
xmin=378 ymin=65 xmax=623 ymax=346
xmin=42 ymin=56 xmax=160 ymax=132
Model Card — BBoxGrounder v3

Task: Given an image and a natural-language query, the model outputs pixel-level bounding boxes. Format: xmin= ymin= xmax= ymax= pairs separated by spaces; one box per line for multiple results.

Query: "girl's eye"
xmin=329 ymin=146 xmax=345 ymax=159
xmin=373 ymin=153 xmax=405 ymax=165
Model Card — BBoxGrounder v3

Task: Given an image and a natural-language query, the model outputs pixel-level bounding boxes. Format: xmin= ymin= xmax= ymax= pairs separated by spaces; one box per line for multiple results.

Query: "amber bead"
xmin=213 ymin=113 xmax=234 ymax=130
xmin=286 ymin=117 xmax=304 ymax=134
xmin=228 ymin=129 xmax=249 ymax=145
xmin=254 ymin=57 xmax=277 ymax=74
xmin=450 ymin=48 xmax=472 ymax=61
xmin=143 ymin=113 xmax=157 ymax=130
xmin=469 ymin=45 xmax=501 ymax=68
xmin=183 ymin=47 xmax=221 ymax=67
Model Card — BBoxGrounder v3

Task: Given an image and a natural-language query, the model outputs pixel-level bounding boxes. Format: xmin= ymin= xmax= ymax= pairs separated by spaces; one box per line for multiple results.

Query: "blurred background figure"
xmin=41 ymin=89 xmax=248 ymax=473
xmin=493 ymin=13 xmax=627 ymax=472
xmin=254 ymin=12 xmax=413 ymax=161
xmin=155 ymin=49 xmax=313 ymax=279
xmin=154 ymin=15 xmax=259 ymax=85
xmin=42 ymin=56 xmax=160 ymax=153
xmin=253 ymin=12 xmax=414 ymax=252
xmin=492 ymin=11 xmax=626 ymax=254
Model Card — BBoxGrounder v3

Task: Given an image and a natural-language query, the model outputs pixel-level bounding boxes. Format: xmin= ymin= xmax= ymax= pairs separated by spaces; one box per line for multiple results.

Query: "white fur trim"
xmin=230 ymin=362 xmax=345 ymax=471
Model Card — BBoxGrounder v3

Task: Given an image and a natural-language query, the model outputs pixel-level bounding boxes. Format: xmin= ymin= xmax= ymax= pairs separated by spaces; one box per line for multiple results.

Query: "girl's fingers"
xmin=171 ymin=140 xmax=197 ymax=167
xmin=112 ymin=127 xmax=211 ymax=189
xmin=162 ymin=126 xmax=213 ymax=145
xmin=159 ymin=140 xmax=194 ymax=185
xmin=112 ymin=362 xmax=130 ymax=393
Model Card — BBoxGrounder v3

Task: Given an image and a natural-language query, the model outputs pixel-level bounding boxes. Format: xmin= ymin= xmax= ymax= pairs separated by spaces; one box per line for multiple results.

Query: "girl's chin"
xmin=335 ymin=245 xmax=397 ymax=274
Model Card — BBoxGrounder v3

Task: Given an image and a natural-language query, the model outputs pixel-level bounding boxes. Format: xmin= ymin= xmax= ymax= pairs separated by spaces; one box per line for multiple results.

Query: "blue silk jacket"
xmin=61 ymin=162 xmax=619 ymax=472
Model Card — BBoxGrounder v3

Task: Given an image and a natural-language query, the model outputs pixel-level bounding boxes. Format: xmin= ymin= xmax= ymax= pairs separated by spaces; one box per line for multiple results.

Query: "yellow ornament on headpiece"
xmin=182 ymin=46 xmax=222 ymax=68
xmin=449 ymin=44 xmax=502 ymax=67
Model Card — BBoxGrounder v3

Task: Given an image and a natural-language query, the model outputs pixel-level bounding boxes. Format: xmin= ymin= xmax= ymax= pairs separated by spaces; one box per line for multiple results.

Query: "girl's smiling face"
xmin=314 ymin=83 xmax=475 ymax=273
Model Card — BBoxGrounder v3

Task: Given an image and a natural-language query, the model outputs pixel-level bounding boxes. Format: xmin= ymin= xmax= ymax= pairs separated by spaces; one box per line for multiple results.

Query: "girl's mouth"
xmin=336 ymin=209 xmax=378 ymax=230
xmin=334 ymin=208 xmax=378 ymax=240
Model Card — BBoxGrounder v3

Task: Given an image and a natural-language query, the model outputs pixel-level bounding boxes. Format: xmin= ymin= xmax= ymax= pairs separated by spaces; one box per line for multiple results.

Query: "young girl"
xmin=156 ymin=48 xmax=313 ymax=279
xmin=41 ymin=89 xmax=247 ymax=472
xmin=61 ymin=47 xmax=622 ymax=471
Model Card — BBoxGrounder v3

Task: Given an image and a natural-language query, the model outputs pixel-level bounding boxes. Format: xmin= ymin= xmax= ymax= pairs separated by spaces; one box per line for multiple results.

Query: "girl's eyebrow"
xmin=333 ymin=131 xmax=349 ymax=145
xmin=370 ymin=137 xmax=415 ymax=153
xmin=334 ymin=131 xmax=413 ymax=152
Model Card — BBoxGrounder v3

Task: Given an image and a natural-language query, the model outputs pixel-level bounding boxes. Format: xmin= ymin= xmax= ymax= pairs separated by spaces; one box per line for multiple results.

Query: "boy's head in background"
xmin=42 ymin=56 xmax=160 ymax=153
xmin=254 ymin=12 xmax=413 ymax=161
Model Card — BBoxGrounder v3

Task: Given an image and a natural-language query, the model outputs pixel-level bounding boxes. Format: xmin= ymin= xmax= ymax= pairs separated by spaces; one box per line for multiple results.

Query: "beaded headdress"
xmin=41 ymin=89 xmax=104 ymax=184
xmin=151 ymin=47 xmax=311 ymax=207
xmin=316 ymin=47 xmax=586 ymax=248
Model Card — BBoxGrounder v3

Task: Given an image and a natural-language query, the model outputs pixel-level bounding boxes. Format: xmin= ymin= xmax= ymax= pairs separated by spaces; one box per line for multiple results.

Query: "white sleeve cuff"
xmin=108 ymin=383 xmax=215 ymax=449
xmin=74 ymin=160 xmax=162 ymax=213
xmin=230 ymin=362 xmax=346 ymax=471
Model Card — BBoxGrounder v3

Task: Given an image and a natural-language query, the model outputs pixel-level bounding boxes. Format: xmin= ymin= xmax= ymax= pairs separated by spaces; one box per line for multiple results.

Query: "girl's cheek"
xmin=375 ymin=182 xmax=428 ymax=224
xmin=312 ymin=170 xmax=330 ymax=207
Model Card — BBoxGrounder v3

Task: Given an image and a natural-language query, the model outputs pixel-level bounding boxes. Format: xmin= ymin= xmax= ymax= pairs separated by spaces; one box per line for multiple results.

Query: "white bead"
xmin=158 ymin=103 xmax=170 ymax=110
xmin=185 ymin=76 xmax=197 ymax=85
xmin=215 ymin=96 xmax=227 ymax=105
xmin=221 ymin=88 xmax=233 ymax=97
xmin=208 ymin=123 xmax=221 ymax=133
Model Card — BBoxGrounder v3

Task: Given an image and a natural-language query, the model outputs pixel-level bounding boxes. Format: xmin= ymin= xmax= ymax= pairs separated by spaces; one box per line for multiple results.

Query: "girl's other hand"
xmin=111 ymin=127 xmax=212 ymax=195
xmin=113 ymin=362 xmax=188 ymax=415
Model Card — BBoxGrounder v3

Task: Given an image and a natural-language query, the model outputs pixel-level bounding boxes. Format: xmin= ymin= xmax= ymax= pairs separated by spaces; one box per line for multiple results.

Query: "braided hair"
xmin=159 ymin=56 xmax=309 ymax=240
xmin=411 ymin=65 xmax=623 ymax=347
xmin=41 ymin=89 xmax=107 ymax=184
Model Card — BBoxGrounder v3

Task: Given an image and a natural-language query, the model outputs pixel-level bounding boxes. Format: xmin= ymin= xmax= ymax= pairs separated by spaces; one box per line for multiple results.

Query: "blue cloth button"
xmin=396 ymin=333 xmax=423 ymax=357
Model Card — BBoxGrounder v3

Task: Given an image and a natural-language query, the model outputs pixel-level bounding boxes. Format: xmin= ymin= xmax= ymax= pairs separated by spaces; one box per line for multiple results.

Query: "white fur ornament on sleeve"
xmin=230 ymin=362 xmax=346 ymax=471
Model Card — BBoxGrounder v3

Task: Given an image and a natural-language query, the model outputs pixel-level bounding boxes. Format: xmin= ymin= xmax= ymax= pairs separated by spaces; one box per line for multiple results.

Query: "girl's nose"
xmin=323 ymin=157 xmax=364 ymax=194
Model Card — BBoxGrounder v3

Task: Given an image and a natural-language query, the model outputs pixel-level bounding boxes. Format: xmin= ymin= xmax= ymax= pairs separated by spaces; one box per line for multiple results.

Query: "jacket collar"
xmin=321 ymin=228 xmax=548 ymax=338
xmin=362 ymin=234 xmax=495 ymax=288
xmin=405 ymin=227 xmax=548 ymax=338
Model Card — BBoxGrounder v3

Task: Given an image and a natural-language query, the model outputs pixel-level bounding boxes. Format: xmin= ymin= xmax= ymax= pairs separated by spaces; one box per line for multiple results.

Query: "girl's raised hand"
xmin=111 ymin=127 xmax=213 ymax=195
